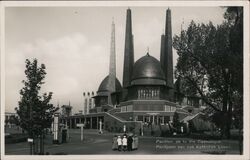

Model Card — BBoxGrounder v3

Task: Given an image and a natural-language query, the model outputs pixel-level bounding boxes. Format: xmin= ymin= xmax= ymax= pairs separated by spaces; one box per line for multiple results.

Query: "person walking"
xmin=122 ymin=135 xmax=127 ymax=151
xmin=127 ymin=135 xmax=133 ymax=151
xmin=112 ymin=135 xmax=118 ymax=150
xmin=117 ymin=136 xmax=122 ymax=151
xmin=133 ymin=135 xmax=138 ymax=150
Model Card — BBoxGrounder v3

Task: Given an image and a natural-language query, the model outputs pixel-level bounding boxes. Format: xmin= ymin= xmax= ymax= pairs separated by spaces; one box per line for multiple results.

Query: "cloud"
xmin=5 ymin=7 xmax=225 ymax=113
xmin=6 ymin=33 xmax=108 ymax=113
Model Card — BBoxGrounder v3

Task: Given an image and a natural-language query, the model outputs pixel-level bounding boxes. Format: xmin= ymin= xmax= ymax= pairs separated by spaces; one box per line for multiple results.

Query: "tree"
xmin=15 ymin=59 xmax=59 ymax=154
xmin=173 ymin=7 xmax=243 ymax=139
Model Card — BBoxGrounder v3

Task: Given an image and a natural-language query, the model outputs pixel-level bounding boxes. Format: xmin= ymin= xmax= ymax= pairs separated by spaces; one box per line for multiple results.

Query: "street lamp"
xmin=99 ymin=120 xmax=103 ymax=134
xmin=123 ymin=124 xmax=126 ymax=133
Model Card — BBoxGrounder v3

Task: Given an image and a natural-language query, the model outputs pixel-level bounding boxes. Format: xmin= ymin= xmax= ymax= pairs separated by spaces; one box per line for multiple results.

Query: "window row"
xmin=137 ymin=89 xmax=160 ymax=99
xmin=121 ymin=105 xmax=133 ymax=112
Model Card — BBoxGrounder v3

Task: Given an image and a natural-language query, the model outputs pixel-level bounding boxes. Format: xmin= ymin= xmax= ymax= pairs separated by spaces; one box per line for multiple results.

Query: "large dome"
xmin=98 ymin=75 xmax=122 ymax=93
xmin=131 ymin=53 xmax=166 ymax=85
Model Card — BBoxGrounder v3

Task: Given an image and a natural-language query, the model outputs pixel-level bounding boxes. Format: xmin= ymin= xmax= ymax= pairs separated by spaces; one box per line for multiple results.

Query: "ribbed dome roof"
xmin=132 ymin=53 xmax=165 ymax=80
xmin=98 ymin=75 xmax=122 ymax=92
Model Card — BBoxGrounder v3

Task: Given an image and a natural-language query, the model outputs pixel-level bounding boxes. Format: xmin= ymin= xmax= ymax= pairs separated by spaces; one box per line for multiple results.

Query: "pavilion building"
xmin=60 ymin=8 xmax=207 ymax=134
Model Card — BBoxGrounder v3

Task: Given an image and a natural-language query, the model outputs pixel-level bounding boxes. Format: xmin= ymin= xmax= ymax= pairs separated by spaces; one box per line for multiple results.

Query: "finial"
xmin=146 ymin=47 xmax=150 ymax=56
xmin=69 ymin=101 xmax=70 ymax=106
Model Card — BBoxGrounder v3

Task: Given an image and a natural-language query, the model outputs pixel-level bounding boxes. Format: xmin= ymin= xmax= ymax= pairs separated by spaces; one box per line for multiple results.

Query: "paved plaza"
xmin=5 ymin=129 xmax=240 ymax=155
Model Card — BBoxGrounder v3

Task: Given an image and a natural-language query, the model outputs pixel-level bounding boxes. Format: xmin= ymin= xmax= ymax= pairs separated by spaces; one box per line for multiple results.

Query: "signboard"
xmin=77 ymin=123 xmax=85 ymax=127
xmin=27 ymin=138 xmax=33 ymax=143
xmin=76 ymin=123 xmax=85 ymax=141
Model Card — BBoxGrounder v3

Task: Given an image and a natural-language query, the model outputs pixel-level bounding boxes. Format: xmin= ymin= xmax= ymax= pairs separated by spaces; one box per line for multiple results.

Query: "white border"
xmin=0 ymin=2 xmax=6 ymax=160
xmin=0 ymin=1 xmax=249 ymax=160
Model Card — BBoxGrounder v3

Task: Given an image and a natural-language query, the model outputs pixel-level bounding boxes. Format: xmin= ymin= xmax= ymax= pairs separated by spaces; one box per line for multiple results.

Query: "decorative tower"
xmin=122 ymin=8 xmax=134 ymax=100
xmin=160 ymin=8 xmax=174 ymax=101
xmin=108 ymin=19 xmax=116 ymax=105
xmin=160 ymin=34 xmax=166 ymax=73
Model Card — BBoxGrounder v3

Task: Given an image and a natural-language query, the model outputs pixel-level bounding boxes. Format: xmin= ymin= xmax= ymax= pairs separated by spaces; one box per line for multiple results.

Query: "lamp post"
xmin=140 ymin=122 xmax=144 ymax=136
xmin=99 ymin=120 xmax=103 ymax=134
xmin=123 ymin=124 xmax=126 ymax=133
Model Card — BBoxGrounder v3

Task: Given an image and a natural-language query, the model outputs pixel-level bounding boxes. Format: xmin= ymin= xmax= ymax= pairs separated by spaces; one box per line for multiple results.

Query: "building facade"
xmin=60 ymin=8 xmax=208 ymax=135
xmin=5 ymin=112 xmax=17 ymax=128
xmin=83 ymin=92 xmax=95 ymax=114
xmin=61 ymin=104 xmax=72 ymax=117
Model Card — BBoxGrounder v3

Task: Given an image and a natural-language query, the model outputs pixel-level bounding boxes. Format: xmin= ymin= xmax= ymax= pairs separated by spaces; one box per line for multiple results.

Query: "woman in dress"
xmin=112 ymin=135 xmax=118 ymax=150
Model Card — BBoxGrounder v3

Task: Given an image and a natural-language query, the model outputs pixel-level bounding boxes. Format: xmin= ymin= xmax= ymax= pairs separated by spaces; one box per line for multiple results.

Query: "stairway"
xmin=103 ymin=112 xmax=141 ymax=134
xmin=104 ymin=112 xmax=126 ymax=122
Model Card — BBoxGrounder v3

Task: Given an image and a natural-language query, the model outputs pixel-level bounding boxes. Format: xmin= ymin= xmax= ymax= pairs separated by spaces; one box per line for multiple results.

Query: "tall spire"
xmin=160 ymin=8 xmax=174 ymax=101
xmin=160 ymin=34 xmax=166 ymax=73
xmin=122 ymin=8 xmax=134 ymax=100
xmin=165 ymin=8 xmax=173 ymax=89
xmin=108 ymin=18 xmax=116 ymax=105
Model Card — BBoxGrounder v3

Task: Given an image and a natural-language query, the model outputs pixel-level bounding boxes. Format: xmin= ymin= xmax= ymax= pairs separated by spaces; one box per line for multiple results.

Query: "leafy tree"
xmin=173 ymin=7 xmax=243 ymax=139
xmin=15 ymin=59 xmax=58 ymax=154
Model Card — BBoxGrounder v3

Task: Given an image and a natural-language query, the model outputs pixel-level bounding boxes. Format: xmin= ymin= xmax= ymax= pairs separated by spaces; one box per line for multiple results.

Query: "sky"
xmin=5 ymin=6 xmax=226 ymax=113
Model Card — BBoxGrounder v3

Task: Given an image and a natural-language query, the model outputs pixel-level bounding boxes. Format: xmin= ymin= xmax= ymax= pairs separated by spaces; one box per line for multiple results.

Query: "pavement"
xmin=5 ymin=129 xmax=241 ymax=155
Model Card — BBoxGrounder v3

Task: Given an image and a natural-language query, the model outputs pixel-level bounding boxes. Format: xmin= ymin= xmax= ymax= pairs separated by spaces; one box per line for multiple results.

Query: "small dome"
xmin=98 ymin=75 xmax=122 ymax=93
xmin=132 ymin=54 xmax=165 ymax=80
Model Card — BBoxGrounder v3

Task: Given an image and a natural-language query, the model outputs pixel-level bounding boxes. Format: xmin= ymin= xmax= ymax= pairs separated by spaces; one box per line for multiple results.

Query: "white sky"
xmin=5 ymin=6 xmax=225 ymax=113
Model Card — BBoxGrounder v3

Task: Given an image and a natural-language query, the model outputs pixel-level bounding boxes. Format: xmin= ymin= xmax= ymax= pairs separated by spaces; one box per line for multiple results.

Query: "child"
xmin=122 ymin=135 xmax=127 ymax=151
xmin=117 ymin=136 xmax=122 ymax=151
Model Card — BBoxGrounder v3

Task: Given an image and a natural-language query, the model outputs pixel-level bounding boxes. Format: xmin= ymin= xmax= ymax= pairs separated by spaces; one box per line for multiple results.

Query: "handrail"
xmin=104 ymin=112 xmax=126 ymax=123
xmin=107 ymin=108 xmax=121 ymax=114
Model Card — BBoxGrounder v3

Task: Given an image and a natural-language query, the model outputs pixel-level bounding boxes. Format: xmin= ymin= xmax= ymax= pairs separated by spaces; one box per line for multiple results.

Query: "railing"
xmin=104 ymin=112 xmax=126 ymax=122
xmin=107 ymin=108 xmax=121 ymax=114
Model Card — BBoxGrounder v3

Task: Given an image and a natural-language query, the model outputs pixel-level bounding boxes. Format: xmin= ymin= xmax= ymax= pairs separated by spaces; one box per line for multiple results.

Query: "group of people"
xmin=112 ymin=134 xmax=138 ymax=151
